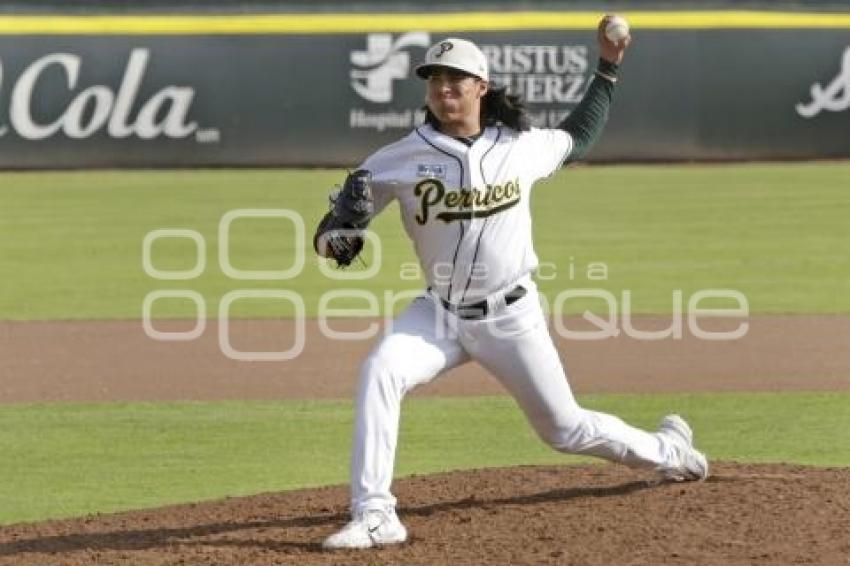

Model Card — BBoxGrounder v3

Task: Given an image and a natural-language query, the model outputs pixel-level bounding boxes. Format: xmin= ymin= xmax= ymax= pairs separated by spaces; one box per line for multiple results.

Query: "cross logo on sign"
xmin=350 ymin=32 xmax=430 ymax=103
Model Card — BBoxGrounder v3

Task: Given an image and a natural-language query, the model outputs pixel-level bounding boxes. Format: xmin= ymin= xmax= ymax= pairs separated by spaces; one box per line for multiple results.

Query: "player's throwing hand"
xmin=598 ymin=14 xmax=632 ymax=65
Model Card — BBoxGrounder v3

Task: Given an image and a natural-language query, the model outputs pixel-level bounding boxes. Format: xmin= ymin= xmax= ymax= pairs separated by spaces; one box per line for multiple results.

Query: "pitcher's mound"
xmin=1 ymin=462 xmax=849 ymax=565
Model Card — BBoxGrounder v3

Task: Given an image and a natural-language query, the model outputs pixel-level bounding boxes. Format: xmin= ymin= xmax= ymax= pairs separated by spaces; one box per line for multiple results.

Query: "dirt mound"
xmin=1 ymin=463 xmax=848 ymax=565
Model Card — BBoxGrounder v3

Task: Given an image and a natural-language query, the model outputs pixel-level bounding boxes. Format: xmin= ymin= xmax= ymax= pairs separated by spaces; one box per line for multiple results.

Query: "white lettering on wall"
xmin=0 ymin=48 xmax=210 ymax=141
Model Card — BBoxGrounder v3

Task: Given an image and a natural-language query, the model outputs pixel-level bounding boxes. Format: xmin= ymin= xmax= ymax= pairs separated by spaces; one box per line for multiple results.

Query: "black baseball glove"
xmin=313 ymin=169 xmax=374 ymax=267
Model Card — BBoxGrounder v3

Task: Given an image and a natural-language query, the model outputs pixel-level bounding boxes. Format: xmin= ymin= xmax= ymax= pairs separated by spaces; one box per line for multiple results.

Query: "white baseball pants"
xmin=350 ymin=279 xmax=673 ymax=515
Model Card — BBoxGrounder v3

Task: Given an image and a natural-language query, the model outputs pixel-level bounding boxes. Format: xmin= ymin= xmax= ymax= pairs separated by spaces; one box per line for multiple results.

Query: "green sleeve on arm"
xmin=558 ymin=58 xmax=618 ymax=163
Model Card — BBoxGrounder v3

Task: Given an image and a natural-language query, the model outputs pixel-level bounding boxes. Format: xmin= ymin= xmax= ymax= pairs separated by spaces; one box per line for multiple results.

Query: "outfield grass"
xmin=0 ymin=392 xmax=848 ymax=525
xmin=0 ymin=163 xmax=847 ymax=320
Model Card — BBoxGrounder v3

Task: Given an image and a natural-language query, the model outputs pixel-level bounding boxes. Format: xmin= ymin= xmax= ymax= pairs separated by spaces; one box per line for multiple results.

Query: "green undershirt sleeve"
xmin=558 ymin=58 xmax=619 ymax=163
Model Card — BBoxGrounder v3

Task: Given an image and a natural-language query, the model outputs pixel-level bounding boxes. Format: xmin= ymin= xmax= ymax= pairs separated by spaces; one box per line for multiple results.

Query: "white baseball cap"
xmin=415 ymin=38 xmax=489 ymax=81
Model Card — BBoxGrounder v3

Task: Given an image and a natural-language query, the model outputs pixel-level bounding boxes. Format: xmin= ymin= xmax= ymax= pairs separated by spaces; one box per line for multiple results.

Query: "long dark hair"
xmin=423 ymin=85 xmax=531 ymax=132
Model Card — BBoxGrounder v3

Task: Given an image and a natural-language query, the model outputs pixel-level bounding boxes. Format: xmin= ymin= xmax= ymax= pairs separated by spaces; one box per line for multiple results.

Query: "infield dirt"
xmin=1 ymin=315 xmax=848 ymax=402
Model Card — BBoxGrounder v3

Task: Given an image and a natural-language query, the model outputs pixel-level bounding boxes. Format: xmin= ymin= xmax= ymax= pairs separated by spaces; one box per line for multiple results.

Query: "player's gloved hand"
xmin=313 ymin=169 xmax=374 ymax=267
xmin=597 ymin=14 xmax=632 ymax=65
xmin=332 ymin=169 xmax=374 ymax=229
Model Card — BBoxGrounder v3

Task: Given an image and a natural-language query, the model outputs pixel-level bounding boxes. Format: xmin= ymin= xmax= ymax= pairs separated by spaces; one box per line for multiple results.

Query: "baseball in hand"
xmin=604 ymin=15 xmax=630 ymax=44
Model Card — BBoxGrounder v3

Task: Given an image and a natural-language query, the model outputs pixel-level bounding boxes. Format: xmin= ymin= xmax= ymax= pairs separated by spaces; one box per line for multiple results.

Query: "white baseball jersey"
xmin=361 ymin=123 xmax=573 ymax=305
xmin=346 ymin=122 xmax=695 ymax=519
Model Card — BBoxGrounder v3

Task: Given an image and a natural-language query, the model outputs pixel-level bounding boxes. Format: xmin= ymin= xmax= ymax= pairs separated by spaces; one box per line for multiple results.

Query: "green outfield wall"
xmin=0 ymin=11 xmax=847 ymax=167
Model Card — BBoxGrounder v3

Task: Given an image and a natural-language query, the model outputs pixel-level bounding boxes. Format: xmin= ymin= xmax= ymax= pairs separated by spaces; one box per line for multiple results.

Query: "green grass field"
xmin=1 ymin=164 xmax=847 ymax=525
xmin=0 ymin=163 xmax=847 ymax=320
xmin=1 ymin=393 xmax=848 ymax=525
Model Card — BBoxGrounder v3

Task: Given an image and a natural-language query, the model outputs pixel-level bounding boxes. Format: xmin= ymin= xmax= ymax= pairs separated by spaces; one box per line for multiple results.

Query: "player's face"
xmin=425 ymin=68 xmax=488 ymax=132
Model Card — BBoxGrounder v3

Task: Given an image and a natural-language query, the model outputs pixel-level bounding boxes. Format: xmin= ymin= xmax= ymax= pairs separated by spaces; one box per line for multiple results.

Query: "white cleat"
xmin=322 ymin=508 xmax=408 ymax=550
xmin=657 ymin=414 xmax=709 ymax=482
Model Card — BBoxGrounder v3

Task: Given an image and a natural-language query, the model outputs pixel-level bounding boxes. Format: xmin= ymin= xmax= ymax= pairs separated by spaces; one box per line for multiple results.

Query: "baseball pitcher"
xmin=316 ymin=15 xmax=709 ymax=550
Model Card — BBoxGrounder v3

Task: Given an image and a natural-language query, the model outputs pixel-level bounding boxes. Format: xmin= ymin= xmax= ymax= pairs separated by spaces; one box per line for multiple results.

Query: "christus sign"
xmin=0 ymin=48 xmax=218 ymax=141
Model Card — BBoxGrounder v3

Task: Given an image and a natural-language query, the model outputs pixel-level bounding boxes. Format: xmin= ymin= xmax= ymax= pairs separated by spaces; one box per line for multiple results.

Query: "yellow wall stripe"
xmin=0 ymin=11 xmax=847 ymax=35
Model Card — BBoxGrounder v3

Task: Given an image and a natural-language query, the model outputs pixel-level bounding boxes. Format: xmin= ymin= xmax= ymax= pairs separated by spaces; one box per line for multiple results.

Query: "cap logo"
xmin=435 ymin=41 xmax=454 ymax=58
